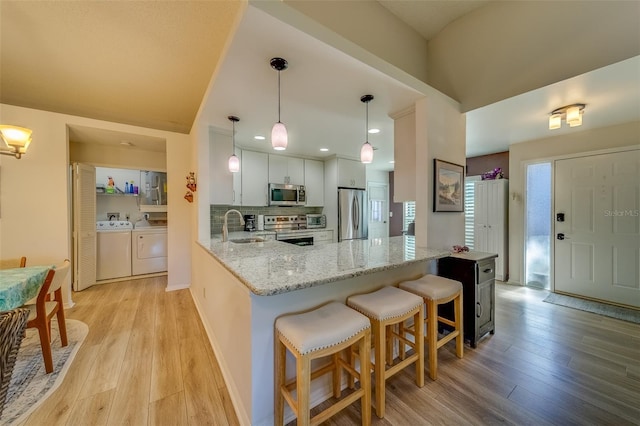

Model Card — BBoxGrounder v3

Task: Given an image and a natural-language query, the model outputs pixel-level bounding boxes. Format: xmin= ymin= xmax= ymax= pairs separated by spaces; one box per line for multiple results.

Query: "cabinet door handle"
xmin=476 ymin=302 xmax=482 ymax=318
xmin=483 ymin=268 xmax=493 ymax=273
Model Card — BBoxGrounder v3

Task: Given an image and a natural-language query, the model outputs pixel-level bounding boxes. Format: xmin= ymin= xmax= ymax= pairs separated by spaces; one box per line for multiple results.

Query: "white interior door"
xmin=554 ymin=150 xmax=640 ymax=307
xmin=368 ymin=182 xmax=389 ymax=240
xmin=73 ymin=163 xmax=97 ymax=291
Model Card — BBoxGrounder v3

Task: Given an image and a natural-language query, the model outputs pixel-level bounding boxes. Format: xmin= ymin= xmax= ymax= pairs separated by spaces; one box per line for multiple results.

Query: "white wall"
xmin=508 ymin=121 xmax=640 ymax=285
xmin=0 ymin=103 xmax=192 ymax=292
xmin=414 ymin=96 xmax=466 ymax=250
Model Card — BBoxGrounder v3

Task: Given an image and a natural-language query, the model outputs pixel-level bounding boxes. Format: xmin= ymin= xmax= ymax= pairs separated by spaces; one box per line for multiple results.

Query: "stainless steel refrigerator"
xmin=338 ymin=188 xmax=368 ymax=241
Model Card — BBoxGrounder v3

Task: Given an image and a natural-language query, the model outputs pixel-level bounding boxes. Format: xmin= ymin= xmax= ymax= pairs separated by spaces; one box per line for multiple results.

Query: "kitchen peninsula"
xmin=192 ymin=235 xmax=449 ymax=425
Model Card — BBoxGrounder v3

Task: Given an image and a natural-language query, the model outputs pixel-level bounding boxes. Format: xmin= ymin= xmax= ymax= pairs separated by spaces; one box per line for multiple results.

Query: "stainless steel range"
xmin=264 ymin=215 xmax=315 ymax=246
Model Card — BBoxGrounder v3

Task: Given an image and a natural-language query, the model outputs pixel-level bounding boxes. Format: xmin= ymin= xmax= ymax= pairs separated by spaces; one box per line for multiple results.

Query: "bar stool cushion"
xmin=347 ymin=286 xmax=423 ymax=321
xmin=399 ymin=274 xmax=462 ymax=301
xmin=276 ymin=302 xmax=370 ymax=356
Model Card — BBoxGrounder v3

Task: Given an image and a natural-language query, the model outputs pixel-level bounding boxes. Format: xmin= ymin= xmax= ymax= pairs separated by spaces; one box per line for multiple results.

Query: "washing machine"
xmin=131 ymin=226 xmax=167 ymax=275
xmin=96 ymin=220 xmax=133 ymax=280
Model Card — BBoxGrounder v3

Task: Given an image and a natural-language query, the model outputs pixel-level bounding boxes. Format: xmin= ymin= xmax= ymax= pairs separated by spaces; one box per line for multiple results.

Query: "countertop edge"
xmin=197 ymin=239 xmax=451 ymax=297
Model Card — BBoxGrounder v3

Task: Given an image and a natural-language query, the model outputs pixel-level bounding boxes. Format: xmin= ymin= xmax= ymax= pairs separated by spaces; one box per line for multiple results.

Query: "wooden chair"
xmin=22 ymin=259 xmax=70 ymax=374
xmin=0 ymin=257 xmax=26 ymax=269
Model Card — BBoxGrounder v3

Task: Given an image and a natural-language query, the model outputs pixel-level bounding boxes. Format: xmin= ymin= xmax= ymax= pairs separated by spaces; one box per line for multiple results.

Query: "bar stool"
xmin=347 ymin=286 xmax=424 ymax=418
xmin=399 ymin=274 xmax=463 ymax=380
xmin=275 ymin=302 xmax=372 ymax=426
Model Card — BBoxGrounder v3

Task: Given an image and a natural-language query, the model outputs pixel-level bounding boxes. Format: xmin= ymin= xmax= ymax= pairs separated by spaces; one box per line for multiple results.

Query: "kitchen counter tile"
xmin=198 ymin=236 xmax=449 ymax=296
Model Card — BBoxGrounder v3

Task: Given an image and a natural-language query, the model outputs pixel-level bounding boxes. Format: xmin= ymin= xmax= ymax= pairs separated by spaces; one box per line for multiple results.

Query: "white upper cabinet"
xmin=268 ymin=155 xmax=304 ymax=185
xmin=337 ymin=158 xmax=365 ymax=188
xmin=304 ymin=159 xmax=324 ymax=206
xmin=242 ymin=151 xmax=269 ymax=206
xmin=209 ymin=126 xmax=234 ymax=205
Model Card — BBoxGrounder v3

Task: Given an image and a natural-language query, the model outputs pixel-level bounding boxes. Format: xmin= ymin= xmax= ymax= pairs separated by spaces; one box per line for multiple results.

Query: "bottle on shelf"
xmin=125 ymin=182 xmax=130 ymax=193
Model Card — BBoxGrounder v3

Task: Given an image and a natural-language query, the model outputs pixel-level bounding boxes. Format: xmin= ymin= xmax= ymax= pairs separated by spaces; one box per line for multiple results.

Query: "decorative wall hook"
xmin=186 ymin=172 xmax=197 ymax=192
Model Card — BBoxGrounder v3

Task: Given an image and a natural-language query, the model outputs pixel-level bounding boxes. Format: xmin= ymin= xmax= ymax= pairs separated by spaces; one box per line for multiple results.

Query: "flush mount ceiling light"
xmin=549 ymin=103 xmax=586 ymax=129
xmin=270 ymin=57 xmax=288 ymax=151
xmin=360 ymin=94 xmax=374 ymax=164
xmin=0 ymin=125 xmax=32 ymax=159
xmin=228 ymin=116 xmax=240 ymax=173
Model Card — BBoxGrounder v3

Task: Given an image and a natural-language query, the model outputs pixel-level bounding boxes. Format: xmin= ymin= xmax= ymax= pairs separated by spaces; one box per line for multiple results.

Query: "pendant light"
xmin=228 ymin=116 xmax=240 ymax=173
xmin=360 ymin=94 xmax=374 ymax=164
xmin=270 ymin=57 xmax=288 ymax=151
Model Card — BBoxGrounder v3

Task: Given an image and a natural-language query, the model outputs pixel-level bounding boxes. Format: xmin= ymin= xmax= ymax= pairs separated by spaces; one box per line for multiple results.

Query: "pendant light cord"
xmin=232 ymin=120 xmax=235 ymax=151
xmin=277 ymin=70 xmax=281 ymax=123
xmin=365 ymin=101 xmax=369 ymax=142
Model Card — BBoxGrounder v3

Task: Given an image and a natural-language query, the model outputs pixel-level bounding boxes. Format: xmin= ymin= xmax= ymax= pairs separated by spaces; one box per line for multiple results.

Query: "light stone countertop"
xmin=198 ymin=234 xmax=450 ymax=296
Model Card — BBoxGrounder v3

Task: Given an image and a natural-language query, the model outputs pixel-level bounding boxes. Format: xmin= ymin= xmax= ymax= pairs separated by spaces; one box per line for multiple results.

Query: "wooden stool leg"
xmin=373 ymin=319 xmax=385 ymax=418
xmin=333 ymin=352 xmax=342 ymax=398
xmin=385 ymin=324 xmax=393 ymax=366
xmin=274 ymin=337 xmax=286 ymax=426
xmin=398 ymin=321 xmax=406 ymax=361
xmin=414 ymin=308 xmax=424 ymax=387
xmin=348 ymin=345 xmax=355 ymax=389
xmin=297 ymin=355 xmax=311 ymax=426
xmin=455 ymin=292 xmax=464 ymax=359
xmin=427 ymin=299 xmax=438 ymax=380
xmin=360 ymin=330 xmax=371 ymax=426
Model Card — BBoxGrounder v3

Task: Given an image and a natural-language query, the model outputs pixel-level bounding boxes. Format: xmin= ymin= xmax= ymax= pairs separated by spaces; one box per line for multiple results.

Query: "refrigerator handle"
xmin=354 ymin=195 xmax=359 ymax=231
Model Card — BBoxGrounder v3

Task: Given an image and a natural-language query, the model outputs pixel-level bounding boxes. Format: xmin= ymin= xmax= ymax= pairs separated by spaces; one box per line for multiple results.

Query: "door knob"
xmin=557 ymin=233 xmax=565 ymax=240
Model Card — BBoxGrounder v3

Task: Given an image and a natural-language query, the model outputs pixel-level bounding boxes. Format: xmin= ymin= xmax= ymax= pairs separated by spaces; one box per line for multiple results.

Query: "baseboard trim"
xmin=188 ymin=288 xmax=251 ymax=426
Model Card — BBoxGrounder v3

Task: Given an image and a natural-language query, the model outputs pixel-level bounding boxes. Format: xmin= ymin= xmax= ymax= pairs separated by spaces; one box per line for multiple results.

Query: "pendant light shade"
xmin=270 ymin=57 xmax=288 ymax=151
xmin=360 ymin=141 xmax=374 ymax=164
xmin=271 ymin=121 xmax=287 ymax=151
xmin=228 ymin=116 xmax=240 ymax=173
xmin=360 ymin=94 xmax=374 ymax=164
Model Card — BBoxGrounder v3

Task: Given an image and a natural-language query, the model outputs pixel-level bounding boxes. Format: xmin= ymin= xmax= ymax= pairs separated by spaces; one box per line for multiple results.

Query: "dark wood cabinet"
xmin=438 ymin=252 xmax=497 ymax=348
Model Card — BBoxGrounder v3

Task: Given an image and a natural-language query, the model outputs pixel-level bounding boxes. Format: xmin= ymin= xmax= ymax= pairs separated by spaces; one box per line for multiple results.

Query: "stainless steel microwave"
xmin=268 ymin=183 xmax=306 ymax=206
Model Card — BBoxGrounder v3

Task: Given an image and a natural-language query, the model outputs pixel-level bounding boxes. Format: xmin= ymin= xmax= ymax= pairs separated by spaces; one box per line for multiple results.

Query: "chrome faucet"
xmin=222 ymin=209 xmax=245 ymax=242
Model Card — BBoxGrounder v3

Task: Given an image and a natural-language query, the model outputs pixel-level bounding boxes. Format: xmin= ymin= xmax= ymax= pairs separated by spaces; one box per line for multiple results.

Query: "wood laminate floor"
xmin=23 ymin=278 xmax=639 ymax=425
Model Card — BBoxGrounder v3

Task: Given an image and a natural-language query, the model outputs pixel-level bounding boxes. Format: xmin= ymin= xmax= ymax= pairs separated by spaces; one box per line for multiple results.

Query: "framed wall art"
xmin=434 ymin=158 xmax=464 ymax=212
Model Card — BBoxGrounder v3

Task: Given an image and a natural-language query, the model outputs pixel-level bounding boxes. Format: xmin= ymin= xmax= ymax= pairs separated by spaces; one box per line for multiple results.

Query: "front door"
xmin=554 ymin=149 xmax=640 ymax=307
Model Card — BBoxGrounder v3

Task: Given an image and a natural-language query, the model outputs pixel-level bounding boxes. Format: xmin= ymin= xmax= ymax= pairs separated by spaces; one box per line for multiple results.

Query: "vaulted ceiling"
xmin=1 ymin=1 xmax=638 ymax=167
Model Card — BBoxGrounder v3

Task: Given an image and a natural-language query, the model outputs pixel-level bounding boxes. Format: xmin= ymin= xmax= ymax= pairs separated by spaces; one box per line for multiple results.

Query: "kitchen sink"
xmin=229 ymin=238 xmax=265 ymax=244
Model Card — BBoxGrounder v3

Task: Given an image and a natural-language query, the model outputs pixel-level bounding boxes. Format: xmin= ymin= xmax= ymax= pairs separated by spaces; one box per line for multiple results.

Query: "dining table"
xmin=0 ymin=265 xmax=53 ymax=312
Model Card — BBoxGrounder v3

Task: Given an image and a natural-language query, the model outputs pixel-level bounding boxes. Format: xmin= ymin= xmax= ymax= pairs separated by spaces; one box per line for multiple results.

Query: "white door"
xmin=554 ymin=150 xmax=640 ymax=307
xmin=73 ymin=163 xmax=97 ymax=291
xmin=368 ymin=182 xmax=389 ymax=240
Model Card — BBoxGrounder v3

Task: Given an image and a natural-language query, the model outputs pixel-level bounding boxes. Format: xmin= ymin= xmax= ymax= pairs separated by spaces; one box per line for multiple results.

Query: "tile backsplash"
xmin=210 ymin=205 xmax=323 ymax=235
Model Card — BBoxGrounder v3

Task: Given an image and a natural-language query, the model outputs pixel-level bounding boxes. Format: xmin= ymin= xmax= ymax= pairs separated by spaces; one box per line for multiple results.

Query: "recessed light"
xmin=320 ymin=148 xmax=329 ymax=152
xmin=368 ymin=128 xmax=380 ymax=134
xmin=254 ymin=135 xmax=265 ymax=140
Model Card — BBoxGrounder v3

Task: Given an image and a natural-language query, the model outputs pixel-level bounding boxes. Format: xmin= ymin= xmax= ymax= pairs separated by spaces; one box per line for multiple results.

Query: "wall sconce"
xmin=0 ymin=125 xmax=33 ymax=159
xmin=549 ymin=103 xmax=586 ymax=130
